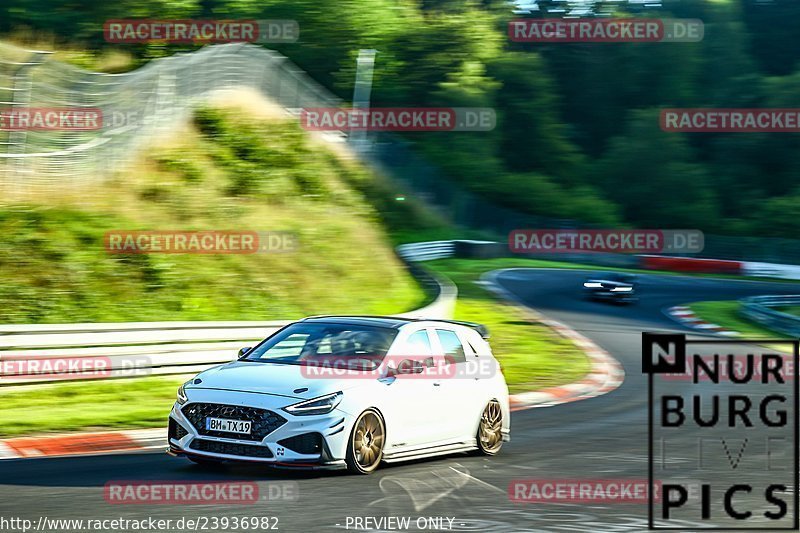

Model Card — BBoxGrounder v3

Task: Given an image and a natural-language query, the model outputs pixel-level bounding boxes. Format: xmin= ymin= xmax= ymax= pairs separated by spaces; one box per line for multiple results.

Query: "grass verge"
xmin=8 ymin=255 xmax=798 ymax=437
xmin=0 ymin=376 xmax=186 ymax=438
xmin=687 ymin=301 xmax=791 ymax=339
xmin=0 ymin=257 xmax=598 ymax=437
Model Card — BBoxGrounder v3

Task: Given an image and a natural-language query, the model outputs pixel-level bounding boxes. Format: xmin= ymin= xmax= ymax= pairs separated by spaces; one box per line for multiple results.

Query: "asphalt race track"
xmin=2 ymin=269 xmax=800 ymax=532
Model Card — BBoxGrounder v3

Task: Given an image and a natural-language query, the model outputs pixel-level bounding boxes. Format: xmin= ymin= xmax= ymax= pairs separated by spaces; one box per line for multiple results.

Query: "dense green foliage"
xmin=3 ymin=0 xmax=799 ymax=236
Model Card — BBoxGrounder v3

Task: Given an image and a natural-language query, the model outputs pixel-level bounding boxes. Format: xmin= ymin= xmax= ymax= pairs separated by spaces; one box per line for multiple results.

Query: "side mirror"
xmin=396 ymin=359 xmax=425 ymax=375
xmin=238 ymin=347 xmax=252 ymax=359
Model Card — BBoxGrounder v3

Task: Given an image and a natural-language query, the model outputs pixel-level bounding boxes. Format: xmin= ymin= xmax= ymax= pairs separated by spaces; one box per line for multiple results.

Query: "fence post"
xmin=350 ymin=49 xmax=377 ymax=154
xmin=7 ymin=50 xmax=51 ymax=198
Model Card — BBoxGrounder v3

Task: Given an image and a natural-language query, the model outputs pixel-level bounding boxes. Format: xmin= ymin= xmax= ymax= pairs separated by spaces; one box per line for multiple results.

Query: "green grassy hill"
xmin=0 ymin=100 xmax=430 ymax=323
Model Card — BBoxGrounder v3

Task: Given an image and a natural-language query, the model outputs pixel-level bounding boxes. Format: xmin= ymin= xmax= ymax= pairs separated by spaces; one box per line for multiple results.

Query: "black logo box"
xmin=643 ymin=333 xmax=799 ymax=531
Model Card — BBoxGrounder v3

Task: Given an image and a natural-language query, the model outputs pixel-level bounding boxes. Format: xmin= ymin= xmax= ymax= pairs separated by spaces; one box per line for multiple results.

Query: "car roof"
xmin=299 ymin=315 xmax=414 ymax=329
xmin=299 ymin=316 xmax=489 ymax=338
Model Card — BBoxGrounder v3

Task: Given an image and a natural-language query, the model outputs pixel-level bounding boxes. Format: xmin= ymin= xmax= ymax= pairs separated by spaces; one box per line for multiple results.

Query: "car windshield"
xmin=243 ymin=322 xmax=398 ymax=368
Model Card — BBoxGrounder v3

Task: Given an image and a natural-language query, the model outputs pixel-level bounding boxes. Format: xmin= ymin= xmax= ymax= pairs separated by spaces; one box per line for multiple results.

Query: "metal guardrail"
xmin=0 ymin=244 xmax=458 ymax=386
xmin=0 ymin=321 xmax=289 ymax=385
xmin=395 ymin=243 xmax=457 ymax=319
xmin=740 ymin=295 xmax=800 ymax=337
xmin=396 ymin=241 xmax=456 ymax=262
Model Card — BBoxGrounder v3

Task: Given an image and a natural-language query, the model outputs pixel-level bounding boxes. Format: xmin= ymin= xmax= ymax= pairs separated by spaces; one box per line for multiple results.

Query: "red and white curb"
xmin=480 ymin=270 xmax=625 ymax=412
xmin=0 ymin=428 xmax=164 ymax=460
xmin=666 ymin=305 xmax=739 ymax=337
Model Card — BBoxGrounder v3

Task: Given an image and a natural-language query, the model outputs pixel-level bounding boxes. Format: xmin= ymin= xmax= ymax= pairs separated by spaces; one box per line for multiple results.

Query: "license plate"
xmin=205 ymin=417 xmax=252 ymax=434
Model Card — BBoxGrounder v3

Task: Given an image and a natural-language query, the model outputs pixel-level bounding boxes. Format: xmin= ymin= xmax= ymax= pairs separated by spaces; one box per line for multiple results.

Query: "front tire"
xmin=477 ymin=400 xmax=503 ymax=455
xmin=346 ymin=409 xmax=385 ymax=474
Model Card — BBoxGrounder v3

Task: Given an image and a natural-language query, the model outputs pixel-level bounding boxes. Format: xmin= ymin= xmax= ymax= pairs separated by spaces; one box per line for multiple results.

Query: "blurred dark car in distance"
xmin=582 ymin=273 xmax=638 ymax=304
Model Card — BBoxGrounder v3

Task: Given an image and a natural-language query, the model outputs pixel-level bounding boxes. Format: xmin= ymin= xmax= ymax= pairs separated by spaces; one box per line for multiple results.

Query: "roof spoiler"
xmin=434 ymin=319 xmax=490 ymax=340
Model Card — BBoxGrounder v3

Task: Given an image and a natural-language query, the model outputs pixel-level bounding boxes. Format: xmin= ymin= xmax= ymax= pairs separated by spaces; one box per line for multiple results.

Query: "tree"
xmin=754 ymin=191 xmax=800 ymax=238
xmin=487 ymin=52 xmax=583 ymax=183
xmin=594 ymin=109 xmax=720 ymax=230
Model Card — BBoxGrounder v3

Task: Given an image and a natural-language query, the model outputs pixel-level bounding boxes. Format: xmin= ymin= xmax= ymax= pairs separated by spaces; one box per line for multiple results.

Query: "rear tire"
xmin=346 ymin=409 xmax=385 ymax=474
xmin=476 ymin=400 xmax=503 ymax=455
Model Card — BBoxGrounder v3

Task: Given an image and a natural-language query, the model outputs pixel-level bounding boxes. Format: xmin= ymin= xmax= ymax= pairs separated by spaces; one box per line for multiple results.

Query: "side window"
xmin=405 ymin=330 xmax=434 ymax=367
xmin=436 ymin=329 xmax=467 ymax=364
xmin=406 ymin=330 xmax=433 ymax=356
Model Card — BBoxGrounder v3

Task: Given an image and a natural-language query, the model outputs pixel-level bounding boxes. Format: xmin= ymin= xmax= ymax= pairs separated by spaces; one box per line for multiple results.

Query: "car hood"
xmin=186 ymin=361 xmax=371 ymax=399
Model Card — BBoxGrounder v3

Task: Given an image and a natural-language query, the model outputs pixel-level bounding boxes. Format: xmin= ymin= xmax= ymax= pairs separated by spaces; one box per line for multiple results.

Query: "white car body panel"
xmin=167 ymin=318 xmax=511 ymax=469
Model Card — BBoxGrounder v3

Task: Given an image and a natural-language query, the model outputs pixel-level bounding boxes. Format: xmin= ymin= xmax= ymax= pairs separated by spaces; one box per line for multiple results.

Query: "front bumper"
xmin=165 ymin=446 xmax=347 ymax=470
xmin=167 ymin=388 xmax=352 ymax=469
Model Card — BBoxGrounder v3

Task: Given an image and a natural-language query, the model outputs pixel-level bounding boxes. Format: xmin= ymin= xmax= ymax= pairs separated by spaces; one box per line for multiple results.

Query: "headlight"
xmin=176 ymin=382 xmax=190 ymax=405
xmin=583 ymin=282 xmax=602 ymax=288
xmin=283 ymin=392 xmax=343 ymax=416
xmin=611 ymin=286 xmax=633 ymax=292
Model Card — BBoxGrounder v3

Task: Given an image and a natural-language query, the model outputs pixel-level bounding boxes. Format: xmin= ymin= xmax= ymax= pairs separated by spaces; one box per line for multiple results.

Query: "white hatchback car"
xmin=167 ymin=316 xmax=510 ymax=474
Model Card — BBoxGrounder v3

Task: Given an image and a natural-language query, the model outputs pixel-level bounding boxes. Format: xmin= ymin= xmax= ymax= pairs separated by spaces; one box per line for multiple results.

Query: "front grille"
xmin=181 ymin=403 xmax=287 ymax=441
xmin=168 ymin=418 xmax=189 ymax=441
xmin=190 ymin=438 xmax=274 ymax=458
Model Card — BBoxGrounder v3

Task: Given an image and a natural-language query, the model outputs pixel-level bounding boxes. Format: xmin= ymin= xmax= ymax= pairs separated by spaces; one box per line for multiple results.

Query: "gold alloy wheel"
xmin=349 ymin=410 xmax=385 ymax=473
xmin=478 ymin=399 xmax=503 ymax=455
